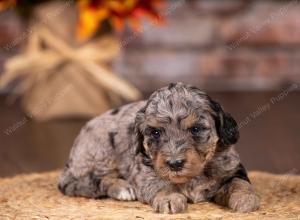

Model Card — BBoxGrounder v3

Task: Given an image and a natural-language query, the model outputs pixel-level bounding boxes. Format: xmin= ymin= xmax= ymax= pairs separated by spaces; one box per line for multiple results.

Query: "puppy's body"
xmin=58 ymin=83 xmax=259 ymax=213
xmin=64 ymin=101 xmax=145 ymax=181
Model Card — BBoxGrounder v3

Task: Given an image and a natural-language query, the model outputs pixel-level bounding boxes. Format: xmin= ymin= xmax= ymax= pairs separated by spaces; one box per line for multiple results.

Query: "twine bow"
xmin=0 ymin=26 xmax=141 ymax=102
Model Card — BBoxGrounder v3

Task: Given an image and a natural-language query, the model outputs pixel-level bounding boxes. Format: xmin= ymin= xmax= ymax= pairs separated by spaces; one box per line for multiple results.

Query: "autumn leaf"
xmin=0 ymin=0 xmax=16 ymax=11
xmin=76 ymin=0 xmax=165 ymax=41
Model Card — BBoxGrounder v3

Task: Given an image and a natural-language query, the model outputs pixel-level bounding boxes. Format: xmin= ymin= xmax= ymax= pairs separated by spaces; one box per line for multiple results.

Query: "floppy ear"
xmin=133 ymin=106 xmax=153 ymax=166
xmin=209 ymin=99 xmax=239 ymax=146
xmin=221 ymin=112 xmax=239 ymax=145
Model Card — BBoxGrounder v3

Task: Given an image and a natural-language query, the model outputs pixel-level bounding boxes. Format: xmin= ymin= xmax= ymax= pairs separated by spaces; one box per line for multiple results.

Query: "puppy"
xmin=58 ymin=83 xmax=260 ymax=214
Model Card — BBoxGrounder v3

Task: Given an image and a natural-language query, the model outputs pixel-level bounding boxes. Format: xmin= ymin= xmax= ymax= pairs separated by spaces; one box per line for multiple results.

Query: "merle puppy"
xmin=58 ymin=83 xmax=260 ymax=214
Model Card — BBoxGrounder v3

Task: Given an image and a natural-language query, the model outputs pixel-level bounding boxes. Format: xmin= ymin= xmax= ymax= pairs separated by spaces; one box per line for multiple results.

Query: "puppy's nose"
xmin=166 ymin=160 xmax=185 ymax=171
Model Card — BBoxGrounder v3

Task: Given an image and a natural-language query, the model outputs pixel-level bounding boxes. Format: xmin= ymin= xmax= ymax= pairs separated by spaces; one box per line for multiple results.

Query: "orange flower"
xmin=0 ymin=0 xmax=16 ymax=11
xmin=76 ymin=0 xmax=164 ymax=41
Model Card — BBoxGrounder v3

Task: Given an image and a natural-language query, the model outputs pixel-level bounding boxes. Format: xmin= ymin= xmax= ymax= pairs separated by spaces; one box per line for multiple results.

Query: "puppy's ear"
xmin=209 ymin=99 xmax=239 ymax=146
xmin=133 ymin=107 xmax=145 ymax=155
xmin=133 ymin=106 xmax=152 ymax=166
xmin=221 ymin=112 xmax=239 ymax=145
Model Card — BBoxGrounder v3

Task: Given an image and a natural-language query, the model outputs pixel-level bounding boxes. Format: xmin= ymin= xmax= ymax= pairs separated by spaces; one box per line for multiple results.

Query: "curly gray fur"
xmin=58 ymin=83 xmax=260 ymax=214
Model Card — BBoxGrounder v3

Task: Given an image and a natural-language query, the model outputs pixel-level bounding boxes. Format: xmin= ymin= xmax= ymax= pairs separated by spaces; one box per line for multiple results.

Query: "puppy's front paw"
xmin=107 ymin=180 xmax=136 ymax=201
xmin=152 ymin=192 xmax=187 ymax=214
xmin=228 ymin=192 xmax=260 ymax=213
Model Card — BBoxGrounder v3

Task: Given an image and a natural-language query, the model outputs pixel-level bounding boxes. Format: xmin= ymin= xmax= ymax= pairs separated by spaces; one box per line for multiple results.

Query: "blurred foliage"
xmin=0 ymin=0 xmax=16 ymax=11
xmin=0 ymin=0 xmax=165 ymax=41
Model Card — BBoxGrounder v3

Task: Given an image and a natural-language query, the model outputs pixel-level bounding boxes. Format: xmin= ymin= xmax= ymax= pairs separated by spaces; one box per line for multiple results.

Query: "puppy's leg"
xmin=104 ymin=177 xmax=136 ymax=201
xmin=214 ymin=178 xmax=260 ymax=212
xmin=58 ymin=167 xmax=136 ymax=200
xmin=152 ymin=187 xmax=188 ymax=214
xmin=58 ymin=167 xmax=104 ymax=198
xmin=58 ymin=115 xmax=126 ymax=199
xmin=131 ymin=166 xmax=187 ymax=214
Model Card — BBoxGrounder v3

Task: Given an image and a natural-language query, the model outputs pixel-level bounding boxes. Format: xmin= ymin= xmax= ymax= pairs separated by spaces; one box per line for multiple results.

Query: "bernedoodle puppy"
xmin=58 ymin=82 xmax=260 ymax=214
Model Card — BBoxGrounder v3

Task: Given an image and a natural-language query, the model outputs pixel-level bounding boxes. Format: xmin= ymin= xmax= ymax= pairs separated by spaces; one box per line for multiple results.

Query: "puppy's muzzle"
xmin=166 ymin=159 xmax=186 ymax=171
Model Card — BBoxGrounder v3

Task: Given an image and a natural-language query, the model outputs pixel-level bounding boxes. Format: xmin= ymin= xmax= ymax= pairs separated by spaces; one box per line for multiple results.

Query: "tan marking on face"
xmin=182 ymin=148 xmax=204 ymax=177
xmin=154 ymin=148 xmax=205 ymax=184
xmin=180 ymin=113 xmax=198 ymax=130
xmin=203 ymin=142 xmax=217 ymax=161
xmin=154 ymin=152 xmax=169 ymax=180
xmin=152 ymin=117 xmax=220 ymax=184
xmin=143 ymin=140 xmax=152 ymax=159
xmin=203 ymin=133 xmax=218 ymax=160
xmin=145 ymin=118 xmax=163 ymax=129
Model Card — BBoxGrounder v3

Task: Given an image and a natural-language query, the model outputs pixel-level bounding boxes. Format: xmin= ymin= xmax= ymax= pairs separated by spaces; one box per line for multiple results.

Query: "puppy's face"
xmin=135 ymin=83 xmax=239 ymax=184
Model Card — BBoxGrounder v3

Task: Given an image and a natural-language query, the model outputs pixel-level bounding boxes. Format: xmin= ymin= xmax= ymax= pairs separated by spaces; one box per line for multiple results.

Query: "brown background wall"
xmin=114 ymin=0 xmax=300 ymax=94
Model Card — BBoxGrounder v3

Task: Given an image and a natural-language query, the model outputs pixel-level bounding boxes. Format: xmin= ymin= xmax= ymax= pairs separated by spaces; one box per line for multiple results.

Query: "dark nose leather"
xmin=166 ymin=160 xmax=185 ymax=171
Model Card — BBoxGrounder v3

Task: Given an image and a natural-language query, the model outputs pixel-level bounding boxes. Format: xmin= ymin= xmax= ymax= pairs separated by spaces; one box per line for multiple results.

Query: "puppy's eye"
xmin=150 ymin=129 xmax=161 ymax=139
xmin=190 ymin=125 xmax=206 ymax=135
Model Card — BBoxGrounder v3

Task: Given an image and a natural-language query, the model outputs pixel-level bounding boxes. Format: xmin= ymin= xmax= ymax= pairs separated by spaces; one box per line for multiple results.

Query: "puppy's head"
xmin=134 ymin=83 xmax=239 ymax=184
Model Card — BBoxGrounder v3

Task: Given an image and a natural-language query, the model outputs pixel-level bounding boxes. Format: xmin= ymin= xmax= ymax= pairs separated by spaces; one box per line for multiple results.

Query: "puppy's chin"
xmin=154 ymin=164 xmax=205 ymax=184
xmin=154 ymin=148 xmax=206 ymax=184
xmin=167 ymin=172 xmax=197 ymax=184
xmin=156 ymin=164 xmax=206 ymax=184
